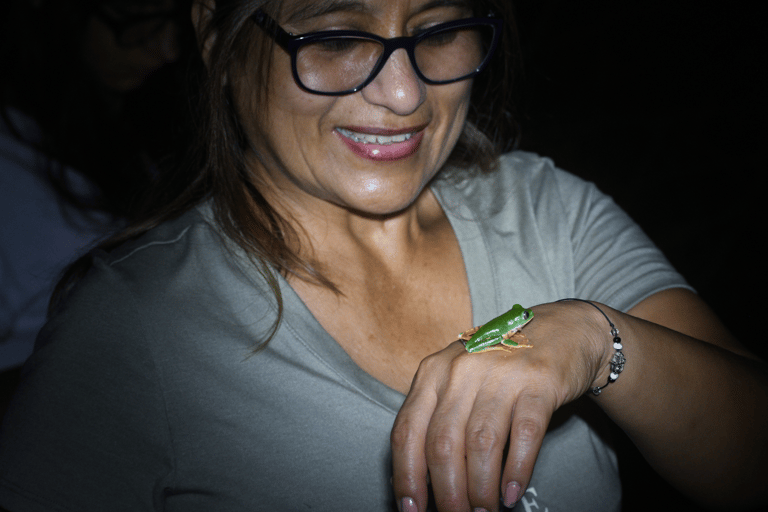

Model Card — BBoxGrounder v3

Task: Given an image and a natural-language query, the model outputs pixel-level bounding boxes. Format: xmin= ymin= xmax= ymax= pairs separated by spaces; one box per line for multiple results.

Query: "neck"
xmin=285 ymin=185 xmax=445 ymax=276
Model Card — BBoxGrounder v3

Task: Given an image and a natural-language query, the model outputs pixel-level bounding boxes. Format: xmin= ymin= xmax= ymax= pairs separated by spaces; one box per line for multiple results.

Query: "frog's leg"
xmin=458 ymin=326 xmax=482 ymax=342
xmin=469 ymin=333 xmax=532 ymax=353
xmin=500 ymin=331 xmax=533 ymax=349
xmin=476 ymin=342 xmax=530 ymax=353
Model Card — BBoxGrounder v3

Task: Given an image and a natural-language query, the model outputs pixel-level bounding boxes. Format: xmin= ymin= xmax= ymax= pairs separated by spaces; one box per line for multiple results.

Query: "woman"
xmin=0 ymin=1 xmax=766 ymax=511
xmin=0 ymin=0 xmax=188 ymax=375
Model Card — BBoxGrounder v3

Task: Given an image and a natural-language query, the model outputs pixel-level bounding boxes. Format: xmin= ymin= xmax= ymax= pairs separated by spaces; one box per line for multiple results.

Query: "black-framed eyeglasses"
xmin=251 ymin=9 xmax=502 ymax=96
xmin=93 ymin=3 xmax=179 ymax=48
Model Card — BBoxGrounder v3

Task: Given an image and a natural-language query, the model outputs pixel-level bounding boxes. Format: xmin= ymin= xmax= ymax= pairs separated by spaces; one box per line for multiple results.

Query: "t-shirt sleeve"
xmin=0 ymin=259 xmax=174 ymax=512
xmin=436 ymin=152 xmax=692 ymax=317
xmin=553 ymin=165 xmax=693 ymax=311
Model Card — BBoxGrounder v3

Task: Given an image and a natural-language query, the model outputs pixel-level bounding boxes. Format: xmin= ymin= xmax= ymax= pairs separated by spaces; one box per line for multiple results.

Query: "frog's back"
xmin=470 ymin=322 xmax=505 ymax=345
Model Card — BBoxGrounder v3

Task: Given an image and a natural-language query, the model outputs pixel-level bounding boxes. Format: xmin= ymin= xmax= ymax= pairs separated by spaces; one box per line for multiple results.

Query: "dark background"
xmin=513 ymin=1 xmax=765 ymax=510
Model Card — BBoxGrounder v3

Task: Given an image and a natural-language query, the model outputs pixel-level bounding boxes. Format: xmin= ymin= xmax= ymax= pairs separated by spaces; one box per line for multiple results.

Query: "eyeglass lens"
xmin=296 ymin=24 xmax=494 ymax=94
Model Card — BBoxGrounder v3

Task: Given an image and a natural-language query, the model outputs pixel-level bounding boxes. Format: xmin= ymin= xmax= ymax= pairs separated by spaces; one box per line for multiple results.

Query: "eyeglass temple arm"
xmin=251 ymin=9 xmax=291 ymax=50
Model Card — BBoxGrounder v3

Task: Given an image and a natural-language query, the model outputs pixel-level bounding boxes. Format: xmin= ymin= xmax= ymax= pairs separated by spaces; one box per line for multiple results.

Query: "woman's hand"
xmin=390 ymin=301 xmax=611 ymax=512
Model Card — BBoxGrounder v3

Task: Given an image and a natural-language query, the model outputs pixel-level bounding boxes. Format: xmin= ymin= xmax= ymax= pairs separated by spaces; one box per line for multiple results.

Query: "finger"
xmin=391 ymin=371 xmax=438 ymax=512
xmin=425 ymin=398 xmax=473 ymax=511
xmin=465 ymin=384 xmax=515 ymax=511
xmin=501 ymin=391 xmax=554 ymax=508
xmin=423 ymin=358 xmax=481 ymax=512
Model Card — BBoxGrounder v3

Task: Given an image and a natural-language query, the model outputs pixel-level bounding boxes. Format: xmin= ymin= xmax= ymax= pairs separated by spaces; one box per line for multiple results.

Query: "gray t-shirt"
xmin=0 ymin=152 xmax=691 ymax=511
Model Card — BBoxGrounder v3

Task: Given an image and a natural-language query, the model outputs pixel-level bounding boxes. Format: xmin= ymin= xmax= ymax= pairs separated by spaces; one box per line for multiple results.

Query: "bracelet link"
xmin=593 ymin=336 xmax=625 ymax=395
xmin=556 ymin=298 xmax=626 ymax=396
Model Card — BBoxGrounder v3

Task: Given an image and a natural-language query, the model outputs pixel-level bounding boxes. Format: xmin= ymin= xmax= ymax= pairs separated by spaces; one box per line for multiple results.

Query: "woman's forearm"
xmin=594 ymin=305 xmax=768 ymax=508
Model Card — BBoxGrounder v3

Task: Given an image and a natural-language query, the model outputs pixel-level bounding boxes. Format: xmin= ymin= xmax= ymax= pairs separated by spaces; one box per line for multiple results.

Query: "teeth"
xmin=338 ymin=128 xmax=414 ymax=145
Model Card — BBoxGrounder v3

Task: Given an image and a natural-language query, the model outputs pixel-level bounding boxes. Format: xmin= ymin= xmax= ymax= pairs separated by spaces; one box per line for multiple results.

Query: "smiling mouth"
xmin=336 ymin=128 xmax=416 ymax=145
xmin=335 ymin=125 xmax=426 ymax=161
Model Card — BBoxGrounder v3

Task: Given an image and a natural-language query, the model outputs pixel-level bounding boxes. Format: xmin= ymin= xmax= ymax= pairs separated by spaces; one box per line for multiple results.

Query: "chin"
xmin=342 ymin=188 xmax=427 ymax=218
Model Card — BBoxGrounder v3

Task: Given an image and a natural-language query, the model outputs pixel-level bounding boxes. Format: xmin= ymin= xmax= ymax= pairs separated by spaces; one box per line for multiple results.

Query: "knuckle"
xmin=514 ymin=416 xmax=545 ymax=446
xmin=414 ymin=352 xmax=445 ymax=379
xmin=447 ymin=353 xmax=473 ymax=375
xmin=390 ymin=418 xmax=420 ymax=451
xmin=466 ymin=423 xmax=503 ymax=455
xmin=426 ymin=430 xmax=460 ymax=465
xmin=414 ymin=355 xmax=432 ymax=374
xmin=421 ymin=348 xmax=449 ymax=368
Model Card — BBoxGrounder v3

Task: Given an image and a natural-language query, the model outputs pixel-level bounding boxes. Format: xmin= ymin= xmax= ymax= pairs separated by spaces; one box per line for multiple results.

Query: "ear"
xmin=191 ymin=0 xmax=217 ymax=67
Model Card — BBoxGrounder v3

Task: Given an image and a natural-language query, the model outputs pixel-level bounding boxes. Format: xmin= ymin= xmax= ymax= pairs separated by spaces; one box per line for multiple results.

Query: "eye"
xmin=523 ymin=311 xmax=530 ymax=320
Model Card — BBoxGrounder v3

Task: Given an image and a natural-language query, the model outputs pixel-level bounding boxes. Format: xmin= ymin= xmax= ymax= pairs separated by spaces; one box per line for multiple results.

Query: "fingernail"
xmin=473 ymin=508 xmax=489 ymax=512
xmin=504 ymin=481 xmax=522 ymax=507
xmin=401 ymin=496 xmax=418 ymax=512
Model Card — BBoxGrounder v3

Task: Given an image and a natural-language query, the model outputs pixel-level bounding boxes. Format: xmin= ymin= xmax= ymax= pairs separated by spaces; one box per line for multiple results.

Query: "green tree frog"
xmin=459 ymin=304 xmax=534 ymax=353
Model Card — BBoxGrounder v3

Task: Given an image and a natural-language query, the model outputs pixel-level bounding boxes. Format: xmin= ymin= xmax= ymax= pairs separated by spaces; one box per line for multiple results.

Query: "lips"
xmin=335 ymin=124 xmax=427 ymax=162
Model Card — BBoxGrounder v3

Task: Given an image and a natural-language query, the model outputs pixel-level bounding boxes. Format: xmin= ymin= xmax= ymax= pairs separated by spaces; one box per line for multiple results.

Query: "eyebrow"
xmin=283 ymin=0 xmax=473 ymax=25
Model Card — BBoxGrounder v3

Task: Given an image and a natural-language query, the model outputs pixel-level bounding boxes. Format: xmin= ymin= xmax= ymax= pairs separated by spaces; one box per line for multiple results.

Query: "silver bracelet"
xmin=557 ymin=298 xmax=626 ymax=396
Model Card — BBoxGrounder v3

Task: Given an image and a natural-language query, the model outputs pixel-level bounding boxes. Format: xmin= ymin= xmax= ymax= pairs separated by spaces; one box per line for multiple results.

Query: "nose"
xmin=360 ymin=49 xmax=426 ymax=115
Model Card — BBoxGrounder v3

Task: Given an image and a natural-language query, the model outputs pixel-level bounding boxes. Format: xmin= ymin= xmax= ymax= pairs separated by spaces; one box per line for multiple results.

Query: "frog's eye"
xmin=523 ymin=311 xmax=530 ymax=320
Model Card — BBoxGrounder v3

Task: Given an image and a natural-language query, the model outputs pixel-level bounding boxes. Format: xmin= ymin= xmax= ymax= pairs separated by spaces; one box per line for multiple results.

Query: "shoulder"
xmin=91 ymin=203 xmax=243 ymax=295
xmin=435 ymin=151 xmax=602 ymax=225
xmin=15 ymin=204 xmax=273 ymax=453
xmin=41 ymin=204 xmax=276 ymax=358
xmin=493 ymin=151 xmax=604 ymax=207
xmin=440 ymin=151 xmax=559 ymax=193
xmin=436 ymin=151 xmax=691 ymax=310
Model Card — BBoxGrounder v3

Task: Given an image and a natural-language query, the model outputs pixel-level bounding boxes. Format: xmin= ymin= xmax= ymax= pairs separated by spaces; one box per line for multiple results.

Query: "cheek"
xmin=244 ymin=59 xmax=337 ymax=148
xmin=448 ymin=91 xmax=471 ymax=136
xmin=269 ymin=89 xmax=334 ymax=129
xmin=433 ymin=83 xmax=473 ymax=153
xmin=449 ymin=83 xmax=473 ymax=128
xmin=267 ymin=52 xmax=334 ymax=115
xmin=258 ymin=91 xmax=338 ymax=170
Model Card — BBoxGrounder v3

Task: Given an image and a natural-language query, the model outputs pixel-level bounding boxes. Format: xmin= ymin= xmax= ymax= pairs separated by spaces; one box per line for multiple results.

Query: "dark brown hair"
xmin=52 ymin=0 xmax=520 ymax=347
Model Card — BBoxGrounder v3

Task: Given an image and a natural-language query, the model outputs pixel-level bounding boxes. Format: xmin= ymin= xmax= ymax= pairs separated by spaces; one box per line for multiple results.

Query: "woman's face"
xmin=236 ymin=0 xmax=475 ymax=217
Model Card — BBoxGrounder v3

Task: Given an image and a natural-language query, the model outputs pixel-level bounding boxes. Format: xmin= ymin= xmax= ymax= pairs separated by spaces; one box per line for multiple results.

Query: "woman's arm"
xmin=391 ymin=288 xmax=768 ymax=512
xmin=598 ymin=288 xmax=768 ymax=507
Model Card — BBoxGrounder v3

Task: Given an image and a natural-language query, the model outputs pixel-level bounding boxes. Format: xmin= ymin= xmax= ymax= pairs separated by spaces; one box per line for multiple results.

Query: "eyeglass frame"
xmin=250 ymin=8 xmax=503 ymax=96
xmin=92 ymin=4 xmax=179 ymax=48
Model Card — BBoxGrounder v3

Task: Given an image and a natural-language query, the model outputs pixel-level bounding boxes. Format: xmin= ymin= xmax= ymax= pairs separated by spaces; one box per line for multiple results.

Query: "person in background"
xmin=0 ymin=0 xmax=190 ymax=393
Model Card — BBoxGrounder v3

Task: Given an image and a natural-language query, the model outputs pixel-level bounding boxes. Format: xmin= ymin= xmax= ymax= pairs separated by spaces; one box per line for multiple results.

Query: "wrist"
xmin=556 ymin=298 xmax=625 ymax=395
xmin=591 ymin=314 xmax=625 ymax=395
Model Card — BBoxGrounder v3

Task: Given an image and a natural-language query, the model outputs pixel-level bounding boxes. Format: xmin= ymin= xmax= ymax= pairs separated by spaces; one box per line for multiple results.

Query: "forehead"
xmin=279 ymin=0 xmax=474 ymax=23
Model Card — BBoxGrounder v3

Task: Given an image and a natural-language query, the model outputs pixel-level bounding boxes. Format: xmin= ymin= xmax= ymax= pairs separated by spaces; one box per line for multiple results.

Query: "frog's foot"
xmin=500 ymin=331 xmax=533 ymax=349
xmin=458 ymin=326 xmax=481 ymax=342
